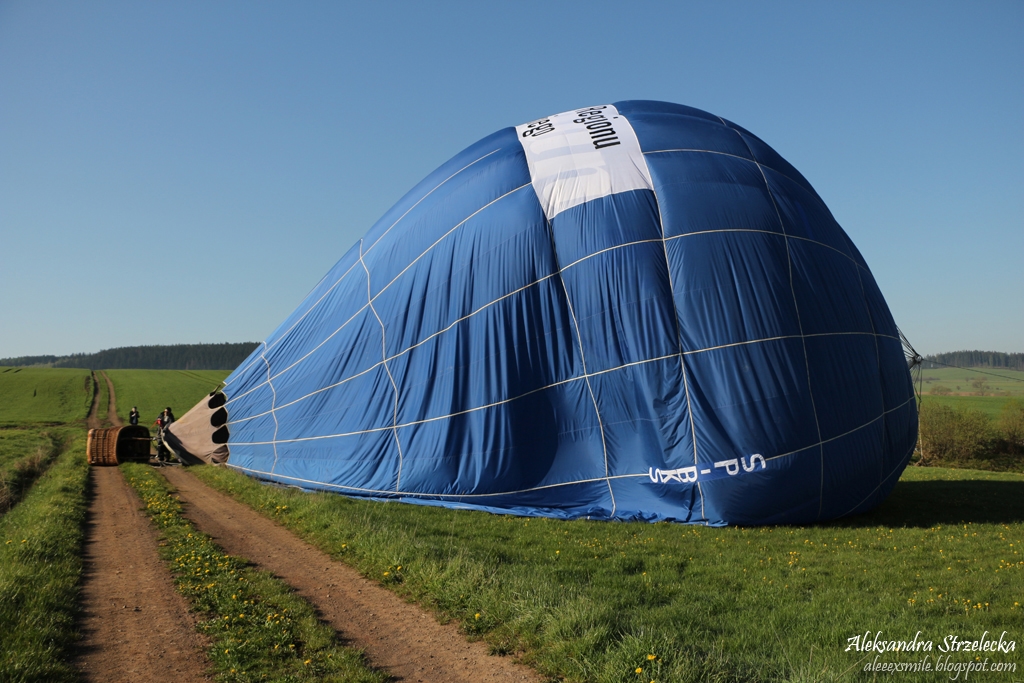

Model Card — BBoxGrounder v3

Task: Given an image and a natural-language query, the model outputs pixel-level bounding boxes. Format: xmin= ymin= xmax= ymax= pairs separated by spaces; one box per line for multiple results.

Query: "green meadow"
xmin=0 ymin=367 xmax=93 ymax=426
xmin=105 ymin=369 xmax=229 ymax=425
xmin=920 ymin=367 xmax=1024 ymax=419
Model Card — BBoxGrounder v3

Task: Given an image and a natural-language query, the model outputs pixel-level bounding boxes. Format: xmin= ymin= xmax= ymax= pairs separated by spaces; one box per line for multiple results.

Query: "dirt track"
xmin=85 ymin=372 xmax=102 ymax=431
xmin=76 ymin=380 xmax=212 ymax=681
xmin=101 ymin=371 xmax=120 ymax=427
xmin=76 ymin=377 xmax=544 ymax=682
xmin=162 ymin=467 xmax=542 ymax=683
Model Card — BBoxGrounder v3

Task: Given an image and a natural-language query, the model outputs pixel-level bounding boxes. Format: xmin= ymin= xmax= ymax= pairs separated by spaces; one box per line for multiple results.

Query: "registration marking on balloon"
xmin=648 ymin=454 xmax=766 ymax=484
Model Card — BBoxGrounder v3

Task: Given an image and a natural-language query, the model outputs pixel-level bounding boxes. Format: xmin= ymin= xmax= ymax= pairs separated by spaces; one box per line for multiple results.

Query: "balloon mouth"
xmin=163 ymin=391 xmax=231 ymax=464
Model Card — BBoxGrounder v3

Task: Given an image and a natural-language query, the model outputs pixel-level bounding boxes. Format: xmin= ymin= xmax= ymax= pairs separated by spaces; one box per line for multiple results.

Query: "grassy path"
xmin=160 ymin=466 xmax=541 ymax=683
xmin=124 ymin=464 xmax=389 ymax=682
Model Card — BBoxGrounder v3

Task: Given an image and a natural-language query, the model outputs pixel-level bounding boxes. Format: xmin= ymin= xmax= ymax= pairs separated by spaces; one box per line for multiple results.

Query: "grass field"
xmin=105 ymin=369 xmax=229 ymax=426
xmin=919 ymin=367 xmax=1024 ymax=419
xmin=0 ymin=428 xmax=67 ymax=514
xmin=0 ymin=367 xmax=93 ymax=426
xmin=919 ymin=394 xmax=1018 ymax=420
xmin=0 ymin=430 xmax=86 ymax=681
xmin=192 ymin=464 xmax=1024 ymax=683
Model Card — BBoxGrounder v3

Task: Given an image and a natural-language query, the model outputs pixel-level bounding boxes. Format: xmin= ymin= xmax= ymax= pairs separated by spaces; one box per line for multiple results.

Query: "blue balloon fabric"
xmin=221 ymin=101 xmax=917 ymax=525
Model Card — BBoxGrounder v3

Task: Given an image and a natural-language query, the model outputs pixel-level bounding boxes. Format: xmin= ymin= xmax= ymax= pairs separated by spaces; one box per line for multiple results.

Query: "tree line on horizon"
xmin=922 ymin=350 xmax=1024 ymax=372
xmin=0 ymin=343 xmax=260 ymax=371
xmin=3 ymin=345 xmax=1021 ymax=373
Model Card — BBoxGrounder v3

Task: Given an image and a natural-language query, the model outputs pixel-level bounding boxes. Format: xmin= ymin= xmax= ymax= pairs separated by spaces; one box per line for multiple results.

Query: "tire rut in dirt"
xmin=74 ymin=465 xmax=213 ymax=683
xmin=86 ymin=372 xmax=102 ymax=431
xmin=101 ymin=371 xmax=122 ymax=427
xmin=161 ymin=467 xmax=542 ymax=683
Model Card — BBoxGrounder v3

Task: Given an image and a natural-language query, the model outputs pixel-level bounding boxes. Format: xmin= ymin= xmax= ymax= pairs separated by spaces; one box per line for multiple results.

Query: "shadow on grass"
xmin=844 ymin=479 xmax=1024 ymax=527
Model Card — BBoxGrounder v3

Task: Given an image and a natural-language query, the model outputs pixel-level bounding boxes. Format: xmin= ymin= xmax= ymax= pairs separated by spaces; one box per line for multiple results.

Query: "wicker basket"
xmin=86 ymin=426 xmax=152 ymax=466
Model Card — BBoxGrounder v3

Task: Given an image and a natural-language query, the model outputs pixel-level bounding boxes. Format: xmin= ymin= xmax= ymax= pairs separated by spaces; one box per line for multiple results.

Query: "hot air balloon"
xmin=168 ymin=101 xmax=917 ymax=525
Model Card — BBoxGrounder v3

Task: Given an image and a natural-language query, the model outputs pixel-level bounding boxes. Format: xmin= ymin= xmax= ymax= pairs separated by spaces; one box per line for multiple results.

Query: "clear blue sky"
xmin=1 ymin=1 xmax=1021 ymax=358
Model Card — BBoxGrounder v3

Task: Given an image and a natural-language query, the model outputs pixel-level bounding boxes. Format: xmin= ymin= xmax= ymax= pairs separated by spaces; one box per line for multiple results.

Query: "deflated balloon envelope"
xmin=218 ymin=100 xmax=917 ymax=525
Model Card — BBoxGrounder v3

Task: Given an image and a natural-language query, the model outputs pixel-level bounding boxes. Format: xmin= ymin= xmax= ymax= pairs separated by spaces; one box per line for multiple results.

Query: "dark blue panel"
xmin=805 ymin=334 xmax=884 ymax=442
xmin=549 ymin=189 xmax=661 ymax=266
xmin=273 ymin=430 xmax=399 ymax=493
xmin=588 ymin=357 xmax=691 ymax=476
xmin=818 ymin=419 xmax=885 ymax=521
xmin=270 ymin=308 xmax=384 ymax=408
xmin=391 ymin=277 xmax=576 ymax=426
xmin=764 ymin=167 xmax=852 ymax=256
xmin=372 ymin=186 xmax=552 ymax=358
xmin=396 ymin=380 xmax=605 ymax=496
xmin=608 ymin=476 xmax=703 ymax=523
xmin=624 ymin=110 xmax=754 ymax=158
xmin=273 ymin=365 xmax=397 ymax=441
xmin=366 ymin=148 xmax=532 ymax=296
xmin=648 ymin=151 xmax=781 ymax=238
xmin=559 ymin=241 xmax=679 ymax=373
xmin=699 ymin=446 xmax=821 ymax=525
xmin=669 ymin=231 xmax=801 ymax=351
xmin=720 ymin=119 xmax=816 ymax=195
xmin=684 ymin=338 xmax=819 ymax=468
xmin=788 ymin=239 xmax=874 ymax=336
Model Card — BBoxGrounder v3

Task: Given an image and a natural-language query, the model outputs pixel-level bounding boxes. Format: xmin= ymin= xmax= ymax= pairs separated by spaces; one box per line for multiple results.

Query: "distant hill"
xmin=923 ymin=350 xmax=1024 ymax=371
xmin=0 ymin=343 xmax=259 ymax=370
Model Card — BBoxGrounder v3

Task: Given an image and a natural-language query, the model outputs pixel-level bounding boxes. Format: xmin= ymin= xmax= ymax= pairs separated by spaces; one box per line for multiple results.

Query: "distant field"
xmin=918 ymin=367 xmax=1024 ymax=419
xmin=920 ymin=366 xmax=1024 ymax=396
xmin=105 ymin=369 xmax=229 ymax=426
xmin=0 ymin=368 xmax=93 ymax=426
xmin=919 ymin=394 xmax=1018 ymax=419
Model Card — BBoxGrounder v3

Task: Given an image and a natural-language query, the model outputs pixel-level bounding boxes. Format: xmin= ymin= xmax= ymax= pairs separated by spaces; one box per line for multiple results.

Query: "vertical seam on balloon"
xmin=226 ymin=148 xmax=503 ymax=388
xmin=849 ymin=246 xmax=887 ymax=487
xmin=642 ymin=147 xmax=810 ymax=191
xmin=259 ymin=343 xmax=280 ymax=474
xmin=364 ymin=148 xmax=503 ymax=255
xmin=543 ymin=216 xmax=615 ymax=516
xmin=224 ymin=184 xmax=531 ymax=408
xmin=642 ymin=140 xmax=708 ymax=523
xmin=359 ymin=239 xmax=406 ymax=492
xmin=718 ymin=116 xmax=826 ymax=520
xmin=838 ymin=439 xmax=916 ymax=519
